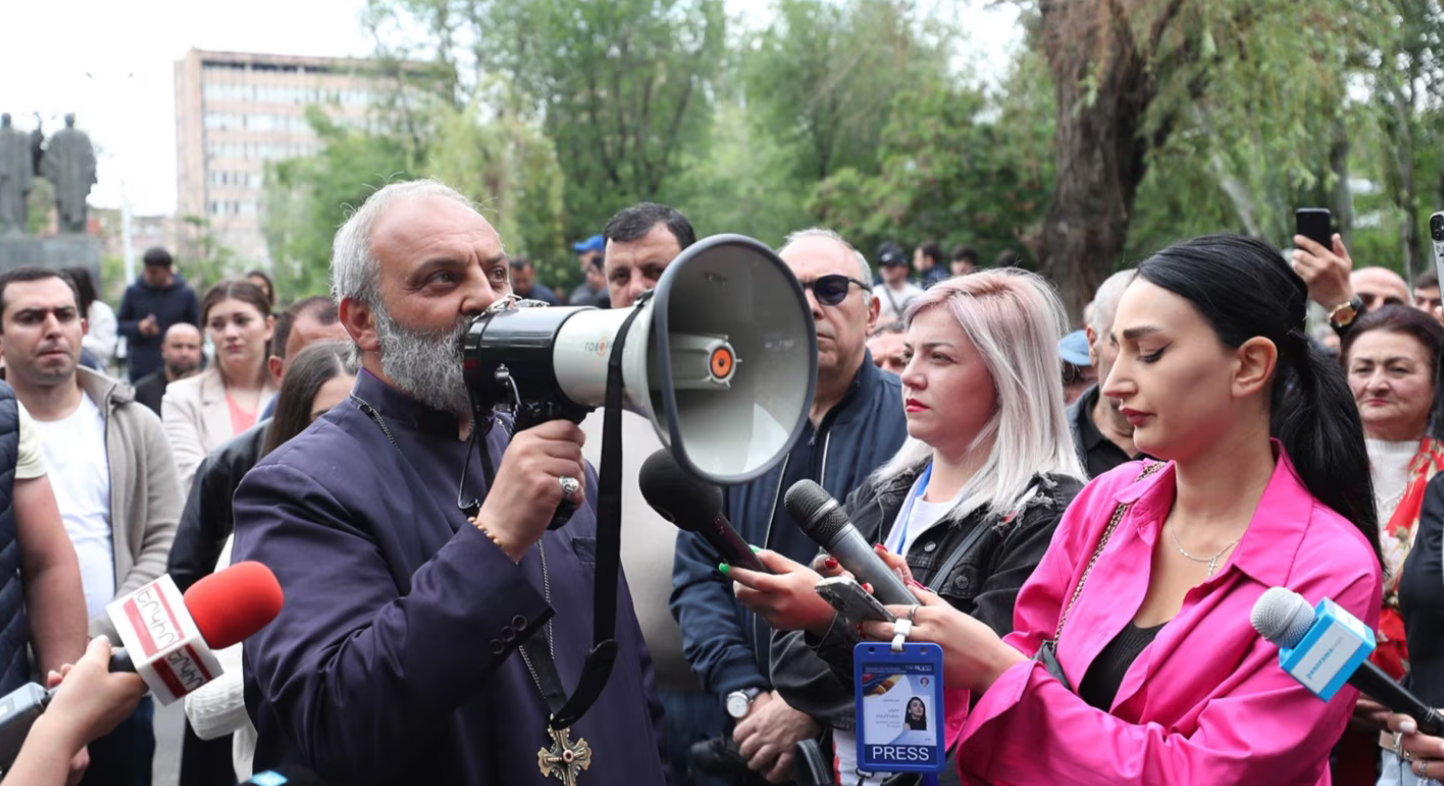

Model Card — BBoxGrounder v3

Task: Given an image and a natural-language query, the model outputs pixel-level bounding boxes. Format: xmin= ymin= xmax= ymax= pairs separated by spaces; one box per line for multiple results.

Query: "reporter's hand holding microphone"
xmin=472 ymin=420 xmax=587 ymax=562
xmin=6 ymin=636 xmax=146 ymax=786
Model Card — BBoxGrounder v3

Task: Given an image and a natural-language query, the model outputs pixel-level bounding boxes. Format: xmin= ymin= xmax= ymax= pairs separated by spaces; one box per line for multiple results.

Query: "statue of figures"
xmin=40 ymin=114 xmax=96 ymax=234
xmin=0 ymin=113 xmax=35 ymax=236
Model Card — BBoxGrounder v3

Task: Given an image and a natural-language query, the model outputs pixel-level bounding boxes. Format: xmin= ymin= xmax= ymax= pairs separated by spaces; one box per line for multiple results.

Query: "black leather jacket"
xmin=770 ymin=465 xmax=1084 ymax=730
xmin=166 ymin=421 xmax=270 ymax=592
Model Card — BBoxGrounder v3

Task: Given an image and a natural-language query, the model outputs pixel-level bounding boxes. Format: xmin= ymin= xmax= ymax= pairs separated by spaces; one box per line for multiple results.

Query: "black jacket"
xmin=131 ymin=371 xmax=167 ymax=417
xmin=770 ymin=466 xmax=1084 ymax=730
xmin=166 ymin=420 xmax=269 ymax=592
xmin=117 ymin=273 xmax=199 ymax=381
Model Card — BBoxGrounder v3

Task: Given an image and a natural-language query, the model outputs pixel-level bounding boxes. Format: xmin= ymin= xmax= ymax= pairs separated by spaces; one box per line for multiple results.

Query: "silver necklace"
xmin=516 ymin=542 xmax=556 ymax=676
xmin=1168 ymin=520 xmax=1241 ymax=580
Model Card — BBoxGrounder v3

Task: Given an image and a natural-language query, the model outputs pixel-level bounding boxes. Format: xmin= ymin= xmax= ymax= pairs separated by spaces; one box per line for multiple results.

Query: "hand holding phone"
xmin=815 ymin=576 xmax=896 ymax=633
xmin=1296 ymin=208 xmax=1333 ymax=250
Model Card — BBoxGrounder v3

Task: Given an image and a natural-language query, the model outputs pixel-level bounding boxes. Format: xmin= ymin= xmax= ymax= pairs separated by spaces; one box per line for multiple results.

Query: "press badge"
xmin=853 ymin=642 xmax=946 ymax=773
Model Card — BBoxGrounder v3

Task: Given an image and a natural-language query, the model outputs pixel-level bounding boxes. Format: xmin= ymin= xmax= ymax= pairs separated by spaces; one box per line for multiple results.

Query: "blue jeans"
xmin=661 ymin=689 xmax=728 ymax=786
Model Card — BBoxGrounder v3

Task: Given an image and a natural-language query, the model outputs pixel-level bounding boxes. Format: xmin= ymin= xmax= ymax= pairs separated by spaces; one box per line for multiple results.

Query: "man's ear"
xmin=267 ymin=355 xmax=284 ymax=386
xmin=339 ymin=298 xmax=379 ymax=354
xmin=866 ymin=294 xmax=881 ymax=333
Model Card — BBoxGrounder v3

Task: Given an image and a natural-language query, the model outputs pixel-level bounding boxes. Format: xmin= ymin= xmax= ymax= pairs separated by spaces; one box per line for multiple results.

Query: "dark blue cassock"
xmin=232 ymin=371 xmax=670 ymax=785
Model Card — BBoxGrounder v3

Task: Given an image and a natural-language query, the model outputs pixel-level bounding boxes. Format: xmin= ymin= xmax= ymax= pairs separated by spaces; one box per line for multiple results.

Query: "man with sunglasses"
xmin=673 ymin=228 xmax=909 ymax=784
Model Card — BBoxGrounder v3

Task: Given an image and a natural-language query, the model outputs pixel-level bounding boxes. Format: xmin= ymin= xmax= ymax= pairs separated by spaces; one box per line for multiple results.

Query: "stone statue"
xmin=0 ymin=113 xmax=34 ymax=236
xmin=40 ymin=114 xmax=97 ymax=234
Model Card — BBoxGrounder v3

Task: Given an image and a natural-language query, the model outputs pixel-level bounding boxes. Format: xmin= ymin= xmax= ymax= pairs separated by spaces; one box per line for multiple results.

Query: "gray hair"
xmin=780 ymin=227 xmax=873 ymax=301
xmin=330 ymin=179 xmax=477 ymax=312
xmin=330 ymin=180 xmax=477 ymax=365
xmin=1090 ymin=269 xmax=1136 ymax=337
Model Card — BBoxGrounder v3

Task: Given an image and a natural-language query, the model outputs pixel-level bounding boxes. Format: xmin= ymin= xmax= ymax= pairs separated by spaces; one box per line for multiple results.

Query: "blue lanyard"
xmin=888 ymin=463 xmax=933 ymax=556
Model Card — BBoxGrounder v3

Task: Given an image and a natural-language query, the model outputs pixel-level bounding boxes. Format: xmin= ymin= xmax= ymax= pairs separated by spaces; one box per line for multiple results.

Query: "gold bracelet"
xmin=469 ymin=516 xmax=507 ymax=550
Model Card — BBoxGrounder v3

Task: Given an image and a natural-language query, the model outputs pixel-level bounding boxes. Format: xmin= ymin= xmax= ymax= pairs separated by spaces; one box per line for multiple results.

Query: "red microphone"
xmin=106 ymin=562 xmax=283 ymax=704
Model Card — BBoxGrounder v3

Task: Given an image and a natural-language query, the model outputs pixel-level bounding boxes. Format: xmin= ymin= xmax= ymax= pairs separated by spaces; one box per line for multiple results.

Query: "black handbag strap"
xmin=929 ymin=484 xmax=1039 ymax=591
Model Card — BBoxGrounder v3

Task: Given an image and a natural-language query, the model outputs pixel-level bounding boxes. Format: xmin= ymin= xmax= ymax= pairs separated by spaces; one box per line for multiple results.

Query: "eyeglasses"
xmin=802 ymin=274 xmax=870 ymax=306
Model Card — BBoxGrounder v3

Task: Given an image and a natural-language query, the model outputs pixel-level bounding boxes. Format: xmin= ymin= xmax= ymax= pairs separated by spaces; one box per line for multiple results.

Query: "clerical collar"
xmin=353 ymin=369 xmax=492 ymax=440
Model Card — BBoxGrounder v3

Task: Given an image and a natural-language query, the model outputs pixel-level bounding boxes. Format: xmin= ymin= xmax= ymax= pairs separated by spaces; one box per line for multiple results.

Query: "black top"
xmin=1066 ymin=386 xmax=1144 ymax=479
xmin=131 ymin=371 xmax=167 ymax=417
xmin=1080 ymin=621 xmax=1166 ymax=711
xmin=1402 ymin=474 xmax=1444 ymax=706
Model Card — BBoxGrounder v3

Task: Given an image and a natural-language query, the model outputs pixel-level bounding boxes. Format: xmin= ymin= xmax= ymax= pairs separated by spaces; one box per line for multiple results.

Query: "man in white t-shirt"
xmin=871 ymin=242 xmax=924 ymax=320
xmin=0 ymin=267 xmax=182 ymax=786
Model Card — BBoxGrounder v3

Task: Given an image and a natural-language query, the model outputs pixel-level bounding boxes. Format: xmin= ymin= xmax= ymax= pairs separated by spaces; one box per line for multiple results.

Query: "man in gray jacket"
xmin=0 ymin=267 xmax=181 ymax=786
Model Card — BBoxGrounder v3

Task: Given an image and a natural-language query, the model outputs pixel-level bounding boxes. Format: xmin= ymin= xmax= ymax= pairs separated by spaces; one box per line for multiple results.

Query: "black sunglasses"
xmin=802 ymin=274 xmax=870 ymax=306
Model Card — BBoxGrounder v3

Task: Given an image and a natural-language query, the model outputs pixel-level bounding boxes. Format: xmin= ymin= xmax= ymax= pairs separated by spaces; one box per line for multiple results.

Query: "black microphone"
xmin=1252 ymin=587 xmax=1444 ymax=735
xmin=784 ymin=480 xmax=914 ymax=605
xmin=639 ymin=449 xmax=769 ymax=573
xmin=244 ymin=765 xmax=327 ymax=785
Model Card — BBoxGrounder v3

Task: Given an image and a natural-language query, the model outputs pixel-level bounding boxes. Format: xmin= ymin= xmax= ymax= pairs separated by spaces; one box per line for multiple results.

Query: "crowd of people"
xmin=1 ymin=177 xmax=1443 ymax=786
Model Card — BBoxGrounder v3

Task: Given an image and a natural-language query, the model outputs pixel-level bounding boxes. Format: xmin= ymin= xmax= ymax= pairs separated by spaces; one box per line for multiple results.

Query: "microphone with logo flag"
xmin=0 ymin=562 xmax=283 ymax=769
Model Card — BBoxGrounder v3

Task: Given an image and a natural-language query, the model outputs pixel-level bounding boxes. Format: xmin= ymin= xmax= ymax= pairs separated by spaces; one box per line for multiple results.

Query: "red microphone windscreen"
xmin=182 ymin=561 xmax=284 ymax=649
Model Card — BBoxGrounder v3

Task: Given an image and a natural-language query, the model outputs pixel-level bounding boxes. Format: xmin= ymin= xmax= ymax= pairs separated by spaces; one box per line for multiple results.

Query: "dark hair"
xmin=603 ymin=203 xmax=696 ymax=251
xmin=918 ymin=241 xmax=943 ymax=266
xmin=995 ymin=249 xmax=1022 ymax=269
xmin=201 ymin=278 xmax=272 ymax=326
xmin=906 ymin=697 xmax=927 ymax=730
xmin=1137 ymin=234 xmax=1380 ymax=562
xmin=509 ymin=256 xmax=533 ymax=271
xmin=142 ymin=247 xmax=173 ymax=268
xmin=246 ymin=269 xmax=276 ymax=306
xmin=0 ymin=267 xmax=80 ymax=323
xmin=271 ymin=296 xmax=339 ymax=361
xmin=1415 ymin=268 xmax=1439 ymax=290
xmin=262 ymin=341 xmax=356 ymax=457
xmin=949 ymin=245 xmax=979 ymax=266
xmin=62 ymin=267 xmax=97 ymax=316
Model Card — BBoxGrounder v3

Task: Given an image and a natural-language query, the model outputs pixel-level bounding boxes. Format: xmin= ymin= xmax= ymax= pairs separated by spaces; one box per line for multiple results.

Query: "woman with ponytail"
xmin=852 ymin=235 xmax=1382 ymax=784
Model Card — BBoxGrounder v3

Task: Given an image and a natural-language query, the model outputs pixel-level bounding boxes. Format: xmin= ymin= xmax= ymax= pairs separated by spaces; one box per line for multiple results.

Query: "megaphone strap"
xmin=544 ymin=293 xmax=652 ymax=731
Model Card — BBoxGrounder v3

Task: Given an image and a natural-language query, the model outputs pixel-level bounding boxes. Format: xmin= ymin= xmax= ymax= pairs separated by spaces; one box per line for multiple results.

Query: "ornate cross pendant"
xmin=537 ymin=726 xmax=592 ymax=785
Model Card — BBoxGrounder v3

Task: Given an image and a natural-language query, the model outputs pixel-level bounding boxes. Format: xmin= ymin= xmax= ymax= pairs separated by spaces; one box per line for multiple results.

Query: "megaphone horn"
xmin=462 ymin=234 xmax=818 ymax=486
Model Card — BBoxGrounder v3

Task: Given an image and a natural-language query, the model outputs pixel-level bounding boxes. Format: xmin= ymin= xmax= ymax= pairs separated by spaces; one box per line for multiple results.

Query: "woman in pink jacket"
xmin=860 ymin=234 xmax=1384 ymax=784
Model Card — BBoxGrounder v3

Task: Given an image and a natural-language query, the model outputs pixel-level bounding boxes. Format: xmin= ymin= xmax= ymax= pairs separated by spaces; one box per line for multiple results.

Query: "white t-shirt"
xmin=872 ymin=281 xmax=925 ymax=320
xmin=30 ymin=394 xmax=114 ymax=621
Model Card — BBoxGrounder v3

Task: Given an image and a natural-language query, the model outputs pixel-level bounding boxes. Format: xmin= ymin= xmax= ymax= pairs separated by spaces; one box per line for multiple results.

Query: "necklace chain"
xmin=1168 ymin=519 xmax=1241 ymax=580
xmin=516 ymin=542 xmax=556 ymax=691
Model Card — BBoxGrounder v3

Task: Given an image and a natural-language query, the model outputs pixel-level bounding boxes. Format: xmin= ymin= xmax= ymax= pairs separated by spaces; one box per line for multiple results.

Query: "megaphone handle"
xmin=548 ymin=499 xmax=577 ymax=530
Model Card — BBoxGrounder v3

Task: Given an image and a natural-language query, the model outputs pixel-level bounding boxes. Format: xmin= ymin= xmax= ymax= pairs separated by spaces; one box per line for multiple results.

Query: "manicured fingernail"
xmin=718 ymin=563 xmax=730 ymax=574
xmin=824 ymin=558 xmax=838 ymax=569
xmin=749 ymin=544 xmax=762 ymax=553
xmin=1402 ymin=719 xmax=1418 ymax=734
xmin=875 ymin=544 xmax=888 ymax=553
xmin=906 ymin=578 xmax=926 ymax=590
xmin=862 ymin=583 xmax=873 ymax=594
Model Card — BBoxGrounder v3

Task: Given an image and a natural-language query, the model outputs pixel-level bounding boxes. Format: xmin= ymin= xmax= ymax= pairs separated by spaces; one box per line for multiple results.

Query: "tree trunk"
xmin=1035 ymin=0 xmax=1158 ymax=322
xmin=1329 ymin=116 xmax=1355 ymax=253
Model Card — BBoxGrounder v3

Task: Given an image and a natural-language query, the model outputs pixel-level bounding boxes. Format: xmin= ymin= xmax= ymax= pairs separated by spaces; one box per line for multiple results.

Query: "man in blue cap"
xmin=569 ymin=235 xmax=610 ymax=308
xmin=1057 ymin=328 xmax=1095 ymax=407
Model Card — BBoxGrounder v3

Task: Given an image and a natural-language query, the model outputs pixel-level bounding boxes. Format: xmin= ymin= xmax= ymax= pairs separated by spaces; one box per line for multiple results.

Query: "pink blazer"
xmin=947 ymin=447 xmax=1382 ymax=785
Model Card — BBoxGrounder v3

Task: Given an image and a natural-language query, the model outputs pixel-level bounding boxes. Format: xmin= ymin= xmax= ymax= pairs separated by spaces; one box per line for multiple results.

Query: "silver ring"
xmin=907 ymin=605 xmax=920 ymax=624
xmin=1396 ymin=731 xmax=1413 ymax=762
xmin=559 ymin=476 xmax=581 ymax=500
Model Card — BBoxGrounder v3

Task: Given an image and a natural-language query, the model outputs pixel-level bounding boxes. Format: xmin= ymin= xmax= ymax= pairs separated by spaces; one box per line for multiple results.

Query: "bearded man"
xmin=230 ymin=180 xmax=669 ymax=785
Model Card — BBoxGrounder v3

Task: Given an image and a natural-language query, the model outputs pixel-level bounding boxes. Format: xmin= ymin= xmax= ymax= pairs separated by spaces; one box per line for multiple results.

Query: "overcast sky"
xmin=1 ymin=0 xmax=1020 ymax=216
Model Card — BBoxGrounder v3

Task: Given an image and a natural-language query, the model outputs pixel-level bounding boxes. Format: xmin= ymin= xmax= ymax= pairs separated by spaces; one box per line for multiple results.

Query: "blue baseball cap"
xmin=1058 ymin=330 xmax=1092 ymax=367
xmin=573 ymin=234 xmax=605 ymax=254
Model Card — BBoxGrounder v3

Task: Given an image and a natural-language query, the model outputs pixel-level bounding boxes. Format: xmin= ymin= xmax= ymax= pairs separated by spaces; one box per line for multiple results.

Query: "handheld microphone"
xmin=784 ymin=480 xmax=914 ymax=606
xmin=0 ymin=562 xmax=284 ymax=769
xmin=1251 ymin=587 xmax=1444 ymax=734
xmin=639 ymin=449 xmax=769 ymax=573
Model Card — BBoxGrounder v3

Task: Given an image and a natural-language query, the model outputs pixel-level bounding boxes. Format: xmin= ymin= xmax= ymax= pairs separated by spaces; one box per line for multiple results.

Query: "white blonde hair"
xmin=873 ymin=269 xmax=1084 ymax=522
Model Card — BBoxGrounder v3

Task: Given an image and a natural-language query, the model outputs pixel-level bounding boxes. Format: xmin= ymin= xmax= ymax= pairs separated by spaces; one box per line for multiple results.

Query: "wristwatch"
xmin=1329 ymin=295 xmax=1364 ymax=329
xmin=726 ymin=688 xmax=762 ymax=719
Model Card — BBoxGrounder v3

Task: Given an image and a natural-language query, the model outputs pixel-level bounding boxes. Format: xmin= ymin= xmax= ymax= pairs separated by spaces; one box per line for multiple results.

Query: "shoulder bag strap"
xmin=1053 ymin=462 xmax=1163 ymax=644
